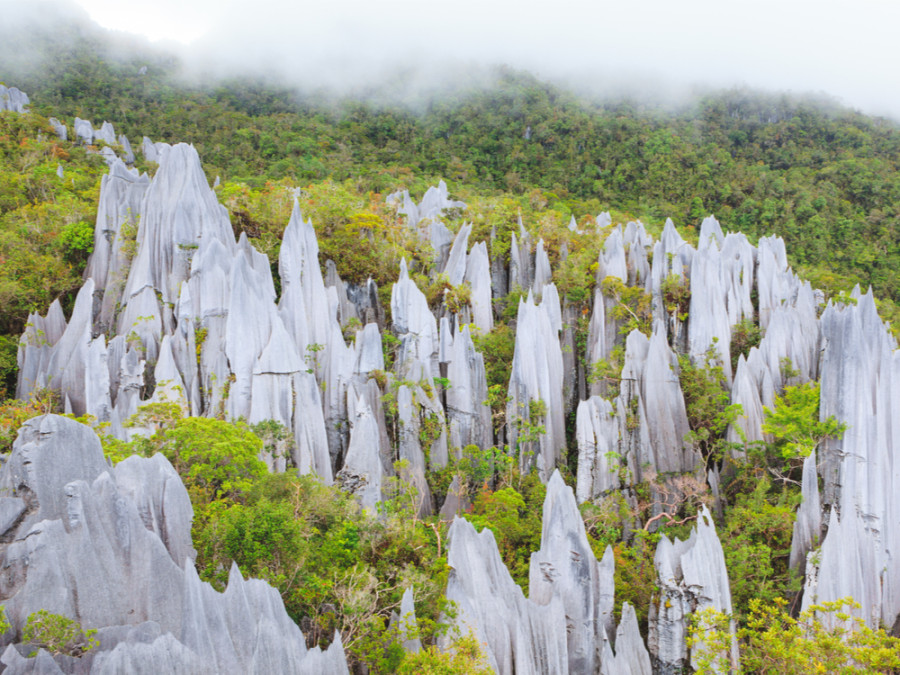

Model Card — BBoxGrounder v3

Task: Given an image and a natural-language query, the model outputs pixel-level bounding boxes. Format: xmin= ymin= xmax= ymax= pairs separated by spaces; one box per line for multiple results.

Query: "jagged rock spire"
xmin=529 ymin=471 xmax=615 ymax=674
xmin=506 ymin=289 xmax=566 ymax=481
xmin=443 ymin=516 xmax=568 ymax=674
xmin=0 ymin=416 xmax=350 ymax=673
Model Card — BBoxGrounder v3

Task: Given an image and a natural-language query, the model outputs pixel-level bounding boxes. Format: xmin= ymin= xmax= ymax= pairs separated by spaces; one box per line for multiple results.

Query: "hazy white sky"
xmin=66 ymin=0 xmax=900 ymax=117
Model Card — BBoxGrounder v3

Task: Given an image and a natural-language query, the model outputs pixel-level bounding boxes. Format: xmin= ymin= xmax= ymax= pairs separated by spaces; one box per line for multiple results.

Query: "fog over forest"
xmin=3 ymin=0 xmax=900 ymax=120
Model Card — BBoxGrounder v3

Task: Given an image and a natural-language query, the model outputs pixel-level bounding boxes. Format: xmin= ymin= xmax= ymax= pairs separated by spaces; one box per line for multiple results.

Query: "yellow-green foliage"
xmin=467 ymin=471 xmax=546 ymax=588
xmin=601 ymin=277 xmax=653 ymax=337
xmin=689 ymin=598 xmax=900 ymax=674
xmin=762 ymin=381 xmax=846 ymax=464
xmin=720 ymin=477 xmax=800 ymax=619
xmin=23 ymin=609 xmax=98 ymax=658
xmin=0 ymin=112 xmax=106 ymax=393
xmin=678 ymin=345 xmax=742 ymax=462
xmin=660 ymin=272 xmax=691 ymax=320
xmin=396 ymin=632 xmax=492 ymax=674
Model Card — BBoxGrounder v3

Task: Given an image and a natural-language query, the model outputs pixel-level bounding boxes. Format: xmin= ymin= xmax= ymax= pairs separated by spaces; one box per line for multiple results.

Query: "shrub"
xmin=762 ymin=381 xmax=845 ymax=467
xmin=601 ymin=277 xmax=652 ymax=337
xmin=730 ymin=317 xmax=762 ymax=372
xmin=23 ymin=610 xmax=98 ymax=657
xmin=689 ymin=597 xmax=900 ymax=674
xmin=679 ymin=345 xmax=742 ymax=463
xmin=661 ymin=272 xmax=691 ymax=321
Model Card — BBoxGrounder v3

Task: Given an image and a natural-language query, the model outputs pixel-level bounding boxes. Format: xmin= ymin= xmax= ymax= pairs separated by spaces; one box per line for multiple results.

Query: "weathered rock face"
xmin=506 ymin=289 xmax=566 ymax=481
xmin=443 ymin=516 xmax=569 ymax=675
xmin=391 ymin=181 xmax=465 ymax=267
xmin=391 ymin=259 xmax=439 ymax=379
xmin=575 ymin=396 xmax=620 ymax=502
xmin=17 ymin=145 xmax=340 ymax=486
xmin=389 ymin=587 xmax=423 ymax=654
xmin=49 ymin=117 xmax=68 ymax=140
xmin=0 ymin=85 xmax=29 ymax=112
xmin=465 ymin=241 xmax=494 ymax=334
xmin=528 ymin=472 xmax=615 ymax=674
xmin=790 ymin=448 xmax=821 ymax=570
xmin=0 ymin=415 xmax=349 ymax=674
xmin=576 ymin=323 xmax=698 ymax=503
xmin=87 ymin=159 xmax=151 ymax=332
xmin=801 ymin=289 xmax=900 ymax=629
xmin=445 ymin=325 xmax=492 ymax=452
xmin=650 ymin=506 xmax=738 ymax=674
xmin=600 ymin=603 xmax=652 ymax=675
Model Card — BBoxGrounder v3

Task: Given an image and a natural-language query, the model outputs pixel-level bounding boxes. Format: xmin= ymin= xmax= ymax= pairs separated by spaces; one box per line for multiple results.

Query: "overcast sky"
xmin=54 ymin=0 xmax=900 ymax=118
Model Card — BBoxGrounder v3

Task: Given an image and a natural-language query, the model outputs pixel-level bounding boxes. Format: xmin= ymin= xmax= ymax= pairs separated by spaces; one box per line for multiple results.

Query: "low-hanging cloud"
xmin=8 ymin=0 xmax=900 ymax=119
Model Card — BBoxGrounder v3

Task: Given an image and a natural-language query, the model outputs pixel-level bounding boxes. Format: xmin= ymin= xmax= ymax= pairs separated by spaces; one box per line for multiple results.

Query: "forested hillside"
xmin=3 ymin=8 xmax=900 ymax=311
xmin=2 ymin=9 xmax=900 ymax=674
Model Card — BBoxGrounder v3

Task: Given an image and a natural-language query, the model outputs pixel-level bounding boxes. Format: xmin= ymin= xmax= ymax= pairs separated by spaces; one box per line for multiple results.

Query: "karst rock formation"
xmin=6 ymin=94 xmax=900 ymax=673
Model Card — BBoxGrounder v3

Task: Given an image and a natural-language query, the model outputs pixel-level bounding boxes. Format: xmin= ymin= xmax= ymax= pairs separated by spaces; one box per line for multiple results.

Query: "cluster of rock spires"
xmin=9 ymin=88 xmax=900 ymax=671
xmin=441 ymin=472 xmax=734 ymax=673
xmin=0 ymin=415 xmax=349 ymax=674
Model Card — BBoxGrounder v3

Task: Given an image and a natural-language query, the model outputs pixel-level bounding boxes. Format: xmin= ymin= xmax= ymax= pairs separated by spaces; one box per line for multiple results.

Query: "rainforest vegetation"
xmin=2 ymin=10 xmax=900 ymax=673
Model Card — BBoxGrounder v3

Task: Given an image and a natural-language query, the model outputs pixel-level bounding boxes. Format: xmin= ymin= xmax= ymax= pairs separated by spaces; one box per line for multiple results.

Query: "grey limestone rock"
xmin=48 ymin=118 xmax=67 ymax=141
xmin=15 ymin=299 xmax=67 ymax=401
xmin=528 ymin=471 xmax=615 ymax=674
xmin=391 ymin=259 xmax=439 ymax=379
xmin=639 ymin=324 xmax=696 ymax=475
xmin=99 ymin=146 xmax=118 ymax=167
xmin=756 ymin=235 xmax=793 ymax=330
xmin=575 ymin=396 xmax=620 ymax=503
xmin=324 ymin=260 xmax=360 ymax=326
xmin=438 ymin=475 xmax=471 ymax=519
xmin=396 ymin=384 xmax=434 ymax=518
xmin=506 ymin=290 xmax=566 ymax=481
xmin=606 ymin=326 xmax=697 ymax=492
xmin=20 ymin=280 xmax=113 ymax=421
xmin=94 ymin=122 xmax=117 ymax=146
xmin=0 ymin=416 xmax=350 ymax=673
xmin=336 ymin=395 xmax=385 ymax=511
xmin=532 ymin=238 xmax=552 ymax=295
xmin=443 ymin=516 xmax=568 ymax=674
xmin=0 ymin=415 xmax=108 ymax=531
xmin=86 ymin=159 xmax=150 ymax=332
xmin=600 ymin=603 xmax=652 ymax=675
xmin=124 ymin=143 xmax=234 ymax=307
xmin=118 ymin=134 xmax=135 ymax=165
xmin=465 ymin=241 xmax=493 ymax=333
xmin=443 ymin=222 xmax=471 ymax=286
xmin=688 ymin=233 xmax=734 ymax=383
xmin=445 ymin=325 xmax=492 ymax=452
xmin=490 ymin=226 xmax=509 ymax=299
xmin=390 ymin=588 xmax=423 ymax=653
xmin=0 ymin=85 xmax=30 ymax=113
xmin=650 ymin=506 xmax=738 ymax=674
xmin=74 ymin=117 xmax=94 ymax=144
xmin=395 ymin=181 xmax=464 ymax=264
xmin=1 ymin=646 xmax=65 ymax=674
xmin=90 ymin=633 xmax=203 ymax=674
xmin=508 ymin=220 xmax=534 ymax=292
xmin=802 ymin=288 xmax=900 ymax=628
xmin=790 ymin=448 xmax=821 ymax=570
xmin=114 ymin=453 xmax=195 ymax=569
